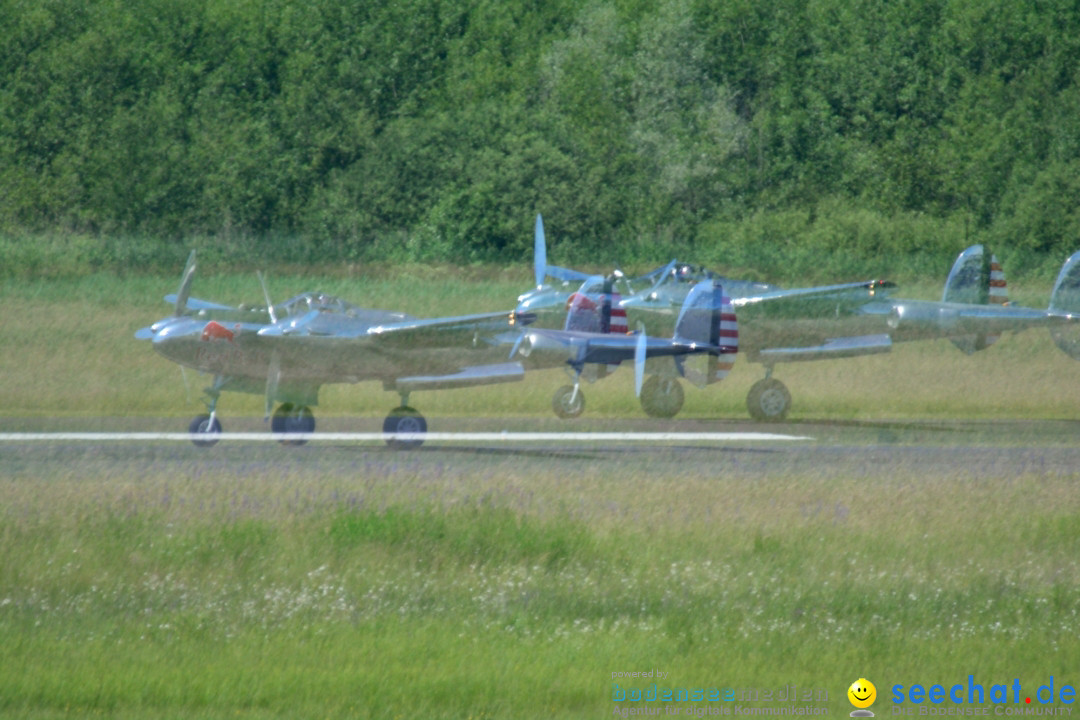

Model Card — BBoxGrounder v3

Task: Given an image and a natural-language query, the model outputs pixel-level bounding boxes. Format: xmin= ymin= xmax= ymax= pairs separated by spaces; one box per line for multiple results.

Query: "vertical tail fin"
xmin=674 ymin=281 xmax=738 ymax=387
xmin=534 ymin=214 xmax=547 ymax=290
xmin=943 ymin=244 xmax=1007 ymax=354
xmin=1049 ymin=251 xmax=1080 ymax=361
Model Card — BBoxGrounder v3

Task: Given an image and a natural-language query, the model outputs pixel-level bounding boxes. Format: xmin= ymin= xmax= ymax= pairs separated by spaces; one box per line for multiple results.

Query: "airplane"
xmin=517 ymin=215 xmax=1080 ymax=421
xmin=136 ymin=251 xmax=529 ymax=449
xmin=512 ymin=276 xmax=738 ymax=418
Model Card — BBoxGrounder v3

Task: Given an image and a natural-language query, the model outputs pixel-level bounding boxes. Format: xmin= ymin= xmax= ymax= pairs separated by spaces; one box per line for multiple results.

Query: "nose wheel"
xmin=552 ymin=384 xmax=585 ymax=419
xmin=188 ymin=414 xmax=222 ymax=447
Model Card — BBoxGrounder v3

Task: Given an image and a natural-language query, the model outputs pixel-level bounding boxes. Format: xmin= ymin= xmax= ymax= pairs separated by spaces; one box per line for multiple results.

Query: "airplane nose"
xmin=513 ymin=310 xmax=537 ymax=326
xmin=200 ymin=320 xmax=235 ymax=342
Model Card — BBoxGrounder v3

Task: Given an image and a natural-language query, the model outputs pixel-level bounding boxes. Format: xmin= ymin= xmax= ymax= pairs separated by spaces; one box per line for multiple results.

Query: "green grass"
xmin=1 ymin=455 xmax=1078 ymax=718
xmin=2 ymin=269 xmax=1080 ymax=718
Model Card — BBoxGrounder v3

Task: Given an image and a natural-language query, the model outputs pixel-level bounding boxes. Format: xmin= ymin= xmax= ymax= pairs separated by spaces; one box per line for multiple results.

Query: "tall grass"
xmin=1 ymin=450 xmax=1078 ymax=718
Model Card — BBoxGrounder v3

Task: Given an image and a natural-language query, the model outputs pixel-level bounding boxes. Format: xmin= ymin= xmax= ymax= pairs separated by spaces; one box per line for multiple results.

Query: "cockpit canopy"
xmin=278 ymin=292 xmax=359 ymax=318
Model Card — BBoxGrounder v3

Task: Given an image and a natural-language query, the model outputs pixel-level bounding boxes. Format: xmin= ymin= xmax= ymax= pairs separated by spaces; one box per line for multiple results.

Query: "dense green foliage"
xmin=3 ymin=0 xmax=1080 ymax=279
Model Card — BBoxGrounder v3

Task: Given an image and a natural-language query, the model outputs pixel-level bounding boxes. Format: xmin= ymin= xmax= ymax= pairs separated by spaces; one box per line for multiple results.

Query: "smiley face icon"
xmin=848 ymin=678 xmax=877 ymax=709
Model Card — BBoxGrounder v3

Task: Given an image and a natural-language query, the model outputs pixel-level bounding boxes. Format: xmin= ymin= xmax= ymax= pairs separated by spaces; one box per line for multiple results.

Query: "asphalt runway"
xmin=2 ymin=416 xmax=1079 ymax=482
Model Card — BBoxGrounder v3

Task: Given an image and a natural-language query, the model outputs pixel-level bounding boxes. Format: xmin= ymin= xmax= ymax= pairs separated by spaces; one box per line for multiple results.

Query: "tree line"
xmin=2 ymin=0 xmax=1079 ymax=281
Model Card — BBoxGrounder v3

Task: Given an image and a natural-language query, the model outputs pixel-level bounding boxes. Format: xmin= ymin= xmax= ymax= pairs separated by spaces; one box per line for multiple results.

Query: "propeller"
xmin=634 ymin=323 xmax=647 ymax=397
xmin=265 ymin=351 xmax=281 ymax=420
xmin=174 ymin=249 xmax=197 ymax=316
xmin=256 ymin=269 xmax=282 ymax=419
xmin=534 ymin=214 xmax=547 ymax=290
xmin=509 ymin=331 xmax=527 ymax=359
xmin=257 ymin=270 xmax=278 ymax=324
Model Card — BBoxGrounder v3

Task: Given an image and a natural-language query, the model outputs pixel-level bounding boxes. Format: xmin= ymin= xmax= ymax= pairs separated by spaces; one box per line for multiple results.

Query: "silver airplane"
xmin=513 ymin=277 xmax=738 ymax=418
xmin=517 ymin=215 xmax=1080 ymax=421
xmin=136 ymin=251 xmax=527 ymax=449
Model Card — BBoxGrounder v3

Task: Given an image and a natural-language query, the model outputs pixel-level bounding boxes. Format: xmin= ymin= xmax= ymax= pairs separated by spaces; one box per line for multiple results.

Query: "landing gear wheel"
xmin=383 ymin=406 xmax=427 ymax=450
xmin=271 ymin=403 xmax=315 ymax=446
xmin=189 ymin=414 xmax=222 ymax=448
xmin=746 ymin=378 xmax=791 ymax=422
xmin=552 ymin=385 xmax=585 ymax=419
xmin=639 ymin=375 xmax=685 ymax=418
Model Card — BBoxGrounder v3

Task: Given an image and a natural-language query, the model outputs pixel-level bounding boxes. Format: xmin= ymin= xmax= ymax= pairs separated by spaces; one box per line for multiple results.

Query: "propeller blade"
xmin=634 ymin=323 xmax=647 ymax=397
xmin=257 ymin=270 xmax=278 ymax=324
xmin=509 ymin=332 xmax=526 ymax=359
xmin=174 ymin=250 xmax=197 ymax=316
xmin=534 ymin=214 xmax=547 ymax=290
xmin=180 ymin=366 xmax=192 ymax=405
xmin=265 ymin=351 xmax=281 ymax=419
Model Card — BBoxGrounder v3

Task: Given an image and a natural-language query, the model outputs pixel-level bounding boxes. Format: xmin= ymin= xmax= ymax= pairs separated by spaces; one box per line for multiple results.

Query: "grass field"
xmin=1 ymin=269 xmax=1079 ymax=718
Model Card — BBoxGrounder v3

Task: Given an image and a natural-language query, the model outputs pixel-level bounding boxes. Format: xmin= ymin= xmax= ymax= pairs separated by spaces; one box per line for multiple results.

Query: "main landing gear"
xmin=550 ymin=373 xmax=687 ymax=420
xmin=382 ymin=401 xmax=428 ymax=450
xmin=639 ymin=375 xmax=685 ymax=419
xmin=270 ymin=402 xmax=316 ymax=446
xmin=745 ymin=371 xmax=791 ymax=422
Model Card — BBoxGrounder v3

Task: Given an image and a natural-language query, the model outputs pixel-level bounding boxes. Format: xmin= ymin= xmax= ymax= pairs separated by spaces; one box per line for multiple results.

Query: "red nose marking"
xmin=200 ymin=320 xmax=234 ymax=342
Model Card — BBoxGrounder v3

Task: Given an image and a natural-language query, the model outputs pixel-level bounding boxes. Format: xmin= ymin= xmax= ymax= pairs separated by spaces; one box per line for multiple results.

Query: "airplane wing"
xmin=732 ymin=279 xmax=895 ymax=313
xmin=252 ymin=309 xmax=516 ymax=341
xmin=740 ymin=294 xmax=1079 ymax=364
xmin=864 ymin=297 xmax=1079 ymax=342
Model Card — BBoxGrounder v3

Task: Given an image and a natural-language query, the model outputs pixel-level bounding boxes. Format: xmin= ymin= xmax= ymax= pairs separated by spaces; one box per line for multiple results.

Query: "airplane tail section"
xmin=1048 ymin=250 xmax=1080 ymax=360
xmin=674 ymin=281 xmax=739 ymax=386
xmin=943 ymin=244 xmax=1008 ymax=354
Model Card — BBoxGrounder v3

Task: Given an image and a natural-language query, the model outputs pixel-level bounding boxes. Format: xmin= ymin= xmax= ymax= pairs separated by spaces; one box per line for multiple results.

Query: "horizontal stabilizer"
xmin=757 ymin=334 xmax=893 ymax=363
xmin=395 ymin=362 xmax=525 ymax=392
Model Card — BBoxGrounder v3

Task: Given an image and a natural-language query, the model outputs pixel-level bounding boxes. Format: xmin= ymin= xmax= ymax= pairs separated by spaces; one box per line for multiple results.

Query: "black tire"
xmin=746 ymin=378 xmax=791 ymax=422
xmin=383 ymin=406 xmax=427 ymax=450
xmin=271 ymin=403 xmax=315 ymax=446
xmin=189 ymin=414 xmax=222 ymax=448
xmin=639 ymin=375 xmax=685 ymax=418
xmin=552 ymin=385 xmax=585 ymax=419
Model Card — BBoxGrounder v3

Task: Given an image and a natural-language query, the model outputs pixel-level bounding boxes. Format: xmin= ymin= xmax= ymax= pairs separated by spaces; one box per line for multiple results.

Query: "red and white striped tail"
xmin=609 ymin=293 xmax=628 ymax=334
xmin=983 ymin=254 xmax=1008 ymax=347
xmin=564 ymin=291 xmax=628 ymax=335
xmin=988 ymin=255 xmax=1008 ymax=305
xmin=712 ymin=293 xmax=738 ymax=383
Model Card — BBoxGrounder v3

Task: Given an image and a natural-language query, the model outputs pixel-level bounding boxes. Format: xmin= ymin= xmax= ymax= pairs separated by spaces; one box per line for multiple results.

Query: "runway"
xmin=2 ymin=416 xmax=1078 ymax=483
xmin=0 ymin=430 xmax=811 ymax=444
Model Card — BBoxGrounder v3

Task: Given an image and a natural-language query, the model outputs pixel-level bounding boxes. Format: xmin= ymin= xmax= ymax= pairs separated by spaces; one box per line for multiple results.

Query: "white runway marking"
xmin=0 ymin=431 xmax=811 ymax=444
